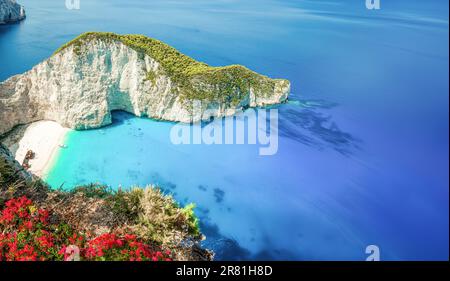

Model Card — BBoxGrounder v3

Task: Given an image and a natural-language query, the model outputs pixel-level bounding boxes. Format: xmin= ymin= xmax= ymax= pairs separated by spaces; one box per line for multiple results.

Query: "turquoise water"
xmin=1 ymin=0 xmax=449 ymax=260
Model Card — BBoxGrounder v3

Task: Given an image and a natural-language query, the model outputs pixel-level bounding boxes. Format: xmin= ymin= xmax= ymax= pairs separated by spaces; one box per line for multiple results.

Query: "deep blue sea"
xmin=0 ymin=0 xmax=448 ymax=260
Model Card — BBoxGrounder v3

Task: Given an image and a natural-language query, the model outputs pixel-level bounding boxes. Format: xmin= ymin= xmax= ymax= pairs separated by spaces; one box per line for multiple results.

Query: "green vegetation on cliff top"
xmin=54 ymin=32 xmax=289 ymax=105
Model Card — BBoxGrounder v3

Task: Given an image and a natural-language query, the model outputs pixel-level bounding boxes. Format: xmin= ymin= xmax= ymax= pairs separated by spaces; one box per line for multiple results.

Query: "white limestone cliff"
xmin=0 ymin=33 xmax=290 ymax=136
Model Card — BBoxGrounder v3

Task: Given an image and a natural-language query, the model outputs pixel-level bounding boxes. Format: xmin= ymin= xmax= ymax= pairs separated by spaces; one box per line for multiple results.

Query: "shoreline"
xmin=12 ymin=121 xmax=70 ymax=178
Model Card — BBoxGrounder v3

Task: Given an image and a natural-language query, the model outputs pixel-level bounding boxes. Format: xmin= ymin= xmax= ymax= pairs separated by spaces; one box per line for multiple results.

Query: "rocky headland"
xmin=0 ymin=32 xmax=290 ymax=136
xmin=0 ymin=0 xmax=25 ymax=24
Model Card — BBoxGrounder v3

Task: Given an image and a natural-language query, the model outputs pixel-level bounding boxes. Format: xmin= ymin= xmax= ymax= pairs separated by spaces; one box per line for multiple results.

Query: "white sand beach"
xmin=14 ymin=121 xmax=70 ymax=177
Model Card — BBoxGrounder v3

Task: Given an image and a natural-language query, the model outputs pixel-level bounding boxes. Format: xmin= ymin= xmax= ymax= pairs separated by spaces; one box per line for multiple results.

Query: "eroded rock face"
xmin=0 ymin=142 xmax=33 ymax=185
xmin=0 ymin=0 xmax=25 ymax=24
xmin=0 ymin=35 xmax=290 ymax=135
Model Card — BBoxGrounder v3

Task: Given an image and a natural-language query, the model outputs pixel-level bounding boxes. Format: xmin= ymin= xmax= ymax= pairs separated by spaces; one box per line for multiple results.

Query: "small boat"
xmin=59 ymin=144 xmax=68 ymax=149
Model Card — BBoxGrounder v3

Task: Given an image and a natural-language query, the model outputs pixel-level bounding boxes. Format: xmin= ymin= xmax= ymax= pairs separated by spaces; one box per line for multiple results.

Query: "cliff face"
xmin=0 ymin=32 xmax=290 ymax=135
xmin=0 ymin=0 xmax=25 ymax=24
xmin=0 ymin=142 xmax=33 ymax=186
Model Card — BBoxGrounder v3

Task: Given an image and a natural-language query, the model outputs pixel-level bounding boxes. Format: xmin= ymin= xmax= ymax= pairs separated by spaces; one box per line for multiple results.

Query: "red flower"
xmin=124 ymin=234 xmax=136 ymax=241
xmin=38 ymin=209 xmax=49 ymax=223
xmin=24 ymin=220 xmax=33 ymax=230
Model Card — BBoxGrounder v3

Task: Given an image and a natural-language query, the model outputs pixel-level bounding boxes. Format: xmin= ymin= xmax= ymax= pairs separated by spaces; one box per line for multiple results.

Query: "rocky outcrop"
xmin=0 ymin=32 xmax=290 ymax=135
xmin=0 ymin=142 xmax=33 ymax=186
xmin=0 ymin=0 xmax=25 ymax=24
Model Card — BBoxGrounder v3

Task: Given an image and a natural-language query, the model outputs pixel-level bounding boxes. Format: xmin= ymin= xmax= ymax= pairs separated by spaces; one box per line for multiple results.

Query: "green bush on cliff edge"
xmin=54 ymin=32 xmax=288 ymax=106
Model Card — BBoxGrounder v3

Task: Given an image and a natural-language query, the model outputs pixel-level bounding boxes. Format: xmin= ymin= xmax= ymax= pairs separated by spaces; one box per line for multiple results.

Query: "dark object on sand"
xmin=21 ymin=149 xmax=35 ymax=169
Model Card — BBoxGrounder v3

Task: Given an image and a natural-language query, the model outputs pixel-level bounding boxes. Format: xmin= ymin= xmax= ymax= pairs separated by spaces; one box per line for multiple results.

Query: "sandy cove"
xmin=12 ymin=121 xmax=70 ymax=178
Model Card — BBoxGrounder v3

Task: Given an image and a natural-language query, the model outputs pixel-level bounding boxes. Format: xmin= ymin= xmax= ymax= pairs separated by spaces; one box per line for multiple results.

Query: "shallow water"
xmin=1 ymin=0 xmax=449 ymax=260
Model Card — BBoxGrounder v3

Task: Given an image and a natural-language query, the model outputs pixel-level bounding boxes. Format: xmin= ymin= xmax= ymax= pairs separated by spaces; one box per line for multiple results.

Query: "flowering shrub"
xmin=82 ymin=233 xmax=171 ymax=261
xmin=0 ymin=196 xmax=172 ymax=261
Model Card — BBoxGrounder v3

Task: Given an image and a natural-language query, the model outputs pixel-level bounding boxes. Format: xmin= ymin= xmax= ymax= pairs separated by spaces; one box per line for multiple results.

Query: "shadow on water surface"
xmin=197 ymin=209 xmax=252 ymax=261
xmin=108 ymin=101 xmax=360 ymax=156
xmin=0 ymin=19 xmax=24 ymax=33
xmin=199 ymin=212 xmax=298 ymax=261
xmin=110 ymin=110 xmax=136 ymax=127
xmin=279 ymin=99 xmax=361 ymax=156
